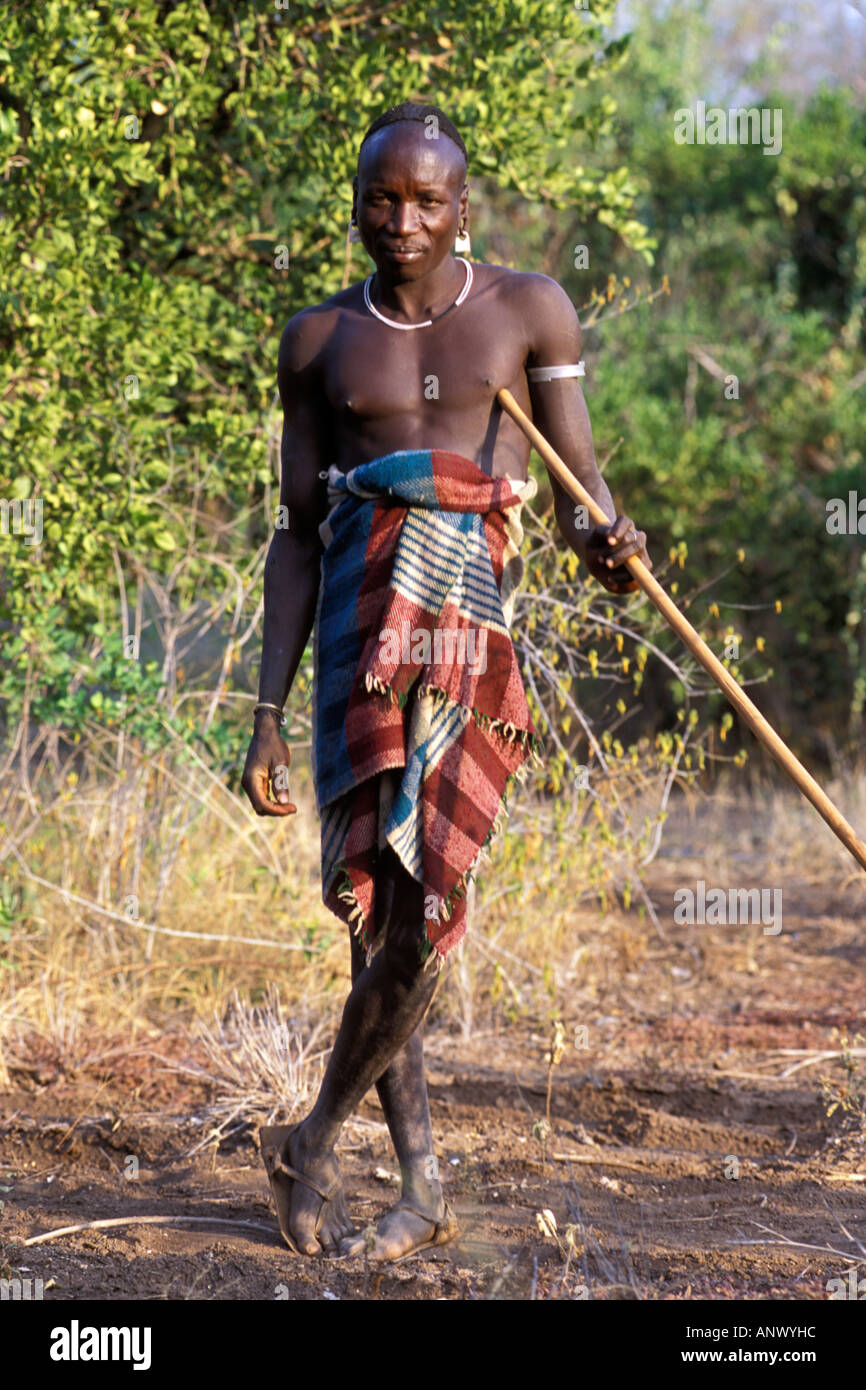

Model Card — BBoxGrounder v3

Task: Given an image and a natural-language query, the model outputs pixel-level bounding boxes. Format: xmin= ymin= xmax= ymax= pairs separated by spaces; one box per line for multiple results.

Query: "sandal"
xmin=387 ymin=1197 xmax=461 ymax=1264
xmin=259 ymin=1123 xmax=340 ymax=1255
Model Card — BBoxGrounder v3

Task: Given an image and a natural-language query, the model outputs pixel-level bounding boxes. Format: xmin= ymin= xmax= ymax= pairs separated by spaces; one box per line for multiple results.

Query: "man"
xmin=241 ymin=101 xmax=651 ymax=1263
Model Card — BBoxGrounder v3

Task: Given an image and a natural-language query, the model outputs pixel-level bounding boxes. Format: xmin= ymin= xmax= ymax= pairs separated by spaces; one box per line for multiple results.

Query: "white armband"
xmin=526 ymin=361 xmax=585 ymax=382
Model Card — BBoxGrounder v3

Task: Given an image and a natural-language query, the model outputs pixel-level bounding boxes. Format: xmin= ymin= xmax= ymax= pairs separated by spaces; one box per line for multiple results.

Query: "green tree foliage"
xmin=592 ymin=30 xmax=866 ymax=747
xmin=0 ymin=0 xmax=651 ymax=741
xmin=534 ymin=1 xmax=866 ymax=754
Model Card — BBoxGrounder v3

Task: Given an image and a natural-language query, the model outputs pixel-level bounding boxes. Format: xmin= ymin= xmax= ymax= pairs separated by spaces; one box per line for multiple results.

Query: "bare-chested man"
xmin=241 ymin=102 xmax=652 ymax=1263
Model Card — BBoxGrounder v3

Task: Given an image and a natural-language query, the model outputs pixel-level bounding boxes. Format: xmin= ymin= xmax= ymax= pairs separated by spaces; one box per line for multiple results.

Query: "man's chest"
xmin=322 ymin=300 xmax=528 ymax=425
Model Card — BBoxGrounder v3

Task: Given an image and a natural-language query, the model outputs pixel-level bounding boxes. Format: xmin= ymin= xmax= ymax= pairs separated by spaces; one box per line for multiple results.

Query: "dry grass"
xmin=1 ymin=727 xmax=864 ymax=1093
xmin=158 ymin=984 xmax=329 ymax=1123
xmin=0 ymin=740 xmax=348 ymax=1087
xmin=9 ymin=495 xmax=855 ymax=1088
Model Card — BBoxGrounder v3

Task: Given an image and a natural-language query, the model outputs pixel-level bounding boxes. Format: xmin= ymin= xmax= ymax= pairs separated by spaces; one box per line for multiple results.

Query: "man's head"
xmin=352 ymin=102 xmax=469 ymax=280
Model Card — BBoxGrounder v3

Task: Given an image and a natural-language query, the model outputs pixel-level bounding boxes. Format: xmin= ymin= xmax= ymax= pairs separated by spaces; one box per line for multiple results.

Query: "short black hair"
xmin=359 ymin=102 xmax=468 ymax=170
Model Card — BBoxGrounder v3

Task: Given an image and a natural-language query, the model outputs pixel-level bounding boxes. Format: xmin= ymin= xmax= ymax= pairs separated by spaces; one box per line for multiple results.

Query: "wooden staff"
xmin=498 ymin=386 xmax=866 ymax=874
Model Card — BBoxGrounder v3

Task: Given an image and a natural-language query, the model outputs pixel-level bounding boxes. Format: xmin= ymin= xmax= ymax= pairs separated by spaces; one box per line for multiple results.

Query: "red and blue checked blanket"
xmin=312 ymin=448 xmax=542 ymax=966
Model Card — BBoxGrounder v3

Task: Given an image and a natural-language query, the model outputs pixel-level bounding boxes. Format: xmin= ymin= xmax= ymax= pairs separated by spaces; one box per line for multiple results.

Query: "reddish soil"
xmin=2 ymin=867 xmax=865 ymax=1301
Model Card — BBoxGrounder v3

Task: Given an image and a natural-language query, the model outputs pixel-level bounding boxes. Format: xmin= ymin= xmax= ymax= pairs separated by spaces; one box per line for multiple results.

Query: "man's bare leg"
xmin=337 ymin=954 xmax=446 ymax=1258
xmin=278 ymin=848 xmax=441 ymax=1256
xmin=346 ymin=848 xmax=445 ymax=1255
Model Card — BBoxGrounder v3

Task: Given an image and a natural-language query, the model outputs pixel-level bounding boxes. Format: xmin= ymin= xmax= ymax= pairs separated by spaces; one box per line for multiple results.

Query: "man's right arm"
xmin=242 ymin=311 xmax=329 ymax=817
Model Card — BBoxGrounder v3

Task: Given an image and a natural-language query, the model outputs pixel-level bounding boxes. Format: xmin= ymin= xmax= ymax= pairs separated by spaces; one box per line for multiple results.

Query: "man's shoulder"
xmin=487 ymin=264 xmax=578 ymax=321
xmin=278 ymin=284 xmax=362 ymax=377
xmin=474 ymin=264 xmax=581 ymax=355
xmin=476 ymin=264 xmax=581 ymax=360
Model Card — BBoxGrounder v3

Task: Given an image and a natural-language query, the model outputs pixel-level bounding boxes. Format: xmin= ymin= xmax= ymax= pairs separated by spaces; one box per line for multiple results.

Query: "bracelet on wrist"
xmin=253 ymin=702 xmax=287 ymax=726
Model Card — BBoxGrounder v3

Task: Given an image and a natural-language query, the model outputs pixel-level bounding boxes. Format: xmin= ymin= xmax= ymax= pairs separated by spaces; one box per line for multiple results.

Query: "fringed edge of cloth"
xmin=363 ymin=672 xmax=545 ymax=764
xmin=331 ymin=744 xmax=538 ymax=973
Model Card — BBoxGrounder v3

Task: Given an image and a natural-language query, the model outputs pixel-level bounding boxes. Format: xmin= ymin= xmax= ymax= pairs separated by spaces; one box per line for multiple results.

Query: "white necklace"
xmin=363 ymin=256 xmax=473 ymax=330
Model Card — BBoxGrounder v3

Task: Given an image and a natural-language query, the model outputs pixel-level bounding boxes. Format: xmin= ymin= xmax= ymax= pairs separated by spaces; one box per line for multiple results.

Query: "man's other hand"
xmin=241 ymin=722 xmax=297 ymax=816
xmin=584 ymin=514 xmax=651 ymax=594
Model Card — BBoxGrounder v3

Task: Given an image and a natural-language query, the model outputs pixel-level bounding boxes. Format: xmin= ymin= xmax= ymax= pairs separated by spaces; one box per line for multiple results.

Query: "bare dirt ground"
xmin=2 ymin=857 xmax=865 ymax=1301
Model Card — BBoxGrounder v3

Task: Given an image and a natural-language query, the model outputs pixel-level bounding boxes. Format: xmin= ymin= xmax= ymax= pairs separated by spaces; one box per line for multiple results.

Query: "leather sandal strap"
xmin=392 ymin=1197 xmax=446 ymax=1229
xmin=267 ymin=1152 xmax=337 ymax=1205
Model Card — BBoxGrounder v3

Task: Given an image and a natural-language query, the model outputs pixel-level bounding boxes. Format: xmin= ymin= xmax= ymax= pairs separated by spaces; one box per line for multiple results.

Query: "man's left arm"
xmin=522 ymin=274 xmax=651 ymax=594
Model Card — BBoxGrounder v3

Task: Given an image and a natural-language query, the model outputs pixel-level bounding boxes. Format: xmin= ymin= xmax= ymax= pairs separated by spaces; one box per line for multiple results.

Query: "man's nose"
xmin=387 ymin=202 xmax=420 ymax=235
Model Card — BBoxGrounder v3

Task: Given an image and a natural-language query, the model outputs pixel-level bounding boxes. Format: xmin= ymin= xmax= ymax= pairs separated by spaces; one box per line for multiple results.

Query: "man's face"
xmin=353 ymin=123 xmax=468 ymax=279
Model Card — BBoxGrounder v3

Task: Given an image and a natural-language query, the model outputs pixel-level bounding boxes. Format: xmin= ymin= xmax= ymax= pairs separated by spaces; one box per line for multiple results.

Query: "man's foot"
xmin=260 ymin=1123 xmax=356 ymax=1257
xmin=339 ymin=1196 xmax=459 ymax=1262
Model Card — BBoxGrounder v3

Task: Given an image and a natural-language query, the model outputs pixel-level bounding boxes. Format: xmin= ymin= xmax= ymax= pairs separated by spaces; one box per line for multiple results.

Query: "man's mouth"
xmin=381 ymin=245 xmax=425 ymax=260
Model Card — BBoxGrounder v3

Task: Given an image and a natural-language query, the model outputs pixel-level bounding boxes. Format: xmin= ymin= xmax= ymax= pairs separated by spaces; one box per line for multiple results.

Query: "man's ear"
xmin=352 ymin=174 xmax=359 ymax=218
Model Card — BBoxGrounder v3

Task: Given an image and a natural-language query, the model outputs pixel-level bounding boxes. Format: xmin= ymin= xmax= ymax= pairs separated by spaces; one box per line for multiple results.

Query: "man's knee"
xmin=384 ymin=921 xmax=432 ymax=988
xmin=372 ymin=848 xmax=436 ymax=986
xmin=381 ymin=869 xmax=429 ymax=987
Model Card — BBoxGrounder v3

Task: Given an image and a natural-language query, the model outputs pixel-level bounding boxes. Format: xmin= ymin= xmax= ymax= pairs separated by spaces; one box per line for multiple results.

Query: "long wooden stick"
xmin=498 ymin=386 xmax=866 ymax=873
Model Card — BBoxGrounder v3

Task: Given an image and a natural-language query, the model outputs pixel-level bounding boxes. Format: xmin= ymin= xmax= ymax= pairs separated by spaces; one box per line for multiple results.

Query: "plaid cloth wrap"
xmin=312 ymin=448 xmax=542 ymax=965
